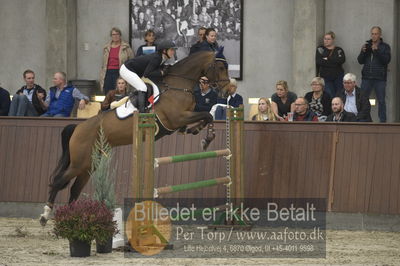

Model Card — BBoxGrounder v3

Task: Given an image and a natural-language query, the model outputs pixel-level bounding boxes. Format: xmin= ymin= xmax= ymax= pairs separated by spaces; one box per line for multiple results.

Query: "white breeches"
xmin=120 ymin=64 xmax=147 ymax=92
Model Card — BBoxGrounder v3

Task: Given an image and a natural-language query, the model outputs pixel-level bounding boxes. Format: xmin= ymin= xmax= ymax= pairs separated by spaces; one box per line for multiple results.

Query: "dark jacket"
xmin=0 ymin=87 xmax=11 ymax=116
xmin=316 ymin=46 xmax=345 ymax=80
xmin=304 ymin=91 xmax=332 ymax=117
xmin=190 ymin=40 xmax=219 ymax=54
xmin=194 ymin=89 xmax=218 ymax=112
xmin=189 ymin=41 xmax=203 ymax=55
xmin=357 ymin=38 xmax=391 ymax=81
xmin=135 ymin=44 xmax=156 ymax=57
xmin=337 ymin=86 xmax=372 ymax=122
xmin=124 ymin=52 xmax=164 ymax=82
xmin=217 ymin=94 xmax=243 ymax=107
xmin=326 ymin=110 xmax=357 ymax=122
xmin=293 ymin=110 xmax=318 ymax=121
xmin=16 ymin=84 xmax=47 ymax=115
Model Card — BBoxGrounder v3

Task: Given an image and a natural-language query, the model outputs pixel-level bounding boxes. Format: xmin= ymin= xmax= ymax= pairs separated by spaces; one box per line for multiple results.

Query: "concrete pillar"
xmin=292 ymin=0 xmax=325 ymax=95
xmin=45 ymin=0 xmax=77 ymax=88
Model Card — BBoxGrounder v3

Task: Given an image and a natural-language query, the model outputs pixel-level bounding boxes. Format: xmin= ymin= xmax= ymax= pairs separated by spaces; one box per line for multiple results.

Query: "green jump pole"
xmin=154 ymin=176 xmax=231 ymax=197
xmin=154 ymin=148 xmax=231 ymax=167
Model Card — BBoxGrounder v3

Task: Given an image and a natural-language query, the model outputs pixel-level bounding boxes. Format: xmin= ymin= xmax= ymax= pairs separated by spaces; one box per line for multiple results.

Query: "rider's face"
xmin=166 ymin=48 xmax=175 ymax=58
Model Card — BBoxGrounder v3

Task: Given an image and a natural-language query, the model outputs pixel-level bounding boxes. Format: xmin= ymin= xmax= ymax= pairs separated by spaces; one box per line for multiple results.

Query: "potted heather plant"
xmin=53 ymin=198 xmax=117 ymax=257
xmin=90 ymin=126 xmax=118 ymax=253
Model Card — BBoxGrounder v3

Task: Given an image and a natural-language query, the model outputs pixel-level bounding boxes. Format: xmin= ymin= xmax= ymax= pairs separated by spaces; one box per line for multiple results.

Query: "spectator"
xmin=136 ymin=29 xmax=157 ymax=57
xmin=326 ymin=97 xmax=357 ymax=122
xmin=189 ymin=27 xmax=206 ymax=55
xmin=217 ymin=78 xmax=243 ymax=107
xmin=191 ymin=28 xmax=219 ymax=54
xmin=137 ymin=12 xmax=147 ymax=33
xmin=337 ymin=73 xmax=372 ymax=122
xmin=41 ymin=72 xmax=89 ymax=117
xmin=199 ymin=6 xmax=212 ymax=27
xmin=0 ymin=86 xmax=11 ymax=116
xmin=194 ymin=76 xmax=217 ymax=112
xmin=271 ymin=80 xmax=297 ymax=121
xmin=290 ymin=97 xmax=318 ymax=122
xmin=316 ymin=31 xmax=346 ymax=97
xmin=252 ymin=97 xmax=276 ymax=121
xmin=214 ymin=78 xmax=243 ymax=120
xmin=100 ymin=27 xmax=134 ymax=95
xmin=357 ymin=26 xmax=391 ymax=122
xmin=8 ymin=70 xmax=47 ymax=116
xmin=304 ymin=77 xmax=332 ymax=121
xmin=101 ymin=77 xmax=129 ymax=111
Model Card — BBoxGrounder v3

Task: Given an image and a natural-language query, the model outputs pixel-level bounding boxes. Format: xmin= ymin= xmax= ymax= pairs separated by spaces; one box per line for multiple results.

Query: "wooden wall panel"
xmin=1 ymin=118 xmax=400 ymax=215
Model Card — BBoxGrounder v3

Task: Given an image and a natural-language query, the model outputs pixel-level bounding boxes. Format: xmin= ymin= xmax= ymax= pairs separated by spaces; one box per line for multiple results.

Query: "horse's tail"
xmin=49 ymin=124 xmax=77 ymax=191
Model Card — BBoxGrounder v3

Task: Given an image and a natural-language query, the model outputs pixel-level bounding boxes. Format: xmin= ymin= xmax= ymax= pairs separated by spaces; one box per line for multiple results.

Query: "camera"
xmin=364 ymin=41 xmax=372 ymax=52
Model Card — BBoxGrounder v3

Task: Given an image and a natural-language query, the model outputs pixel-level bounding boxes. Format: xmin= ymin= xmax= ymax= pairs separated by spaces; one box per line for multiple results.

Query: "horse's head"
xmin=204 ymin=47 xmax=230 ymax=98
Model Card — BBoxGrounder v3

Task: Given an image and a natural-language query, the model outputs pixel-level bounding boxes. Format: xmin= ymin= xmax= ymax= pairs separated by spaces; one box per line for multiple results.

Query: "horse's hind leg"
xmin=68 ymin=171 xmax=90 ymax=203
xmin=39 ymin=167 xmax=81 ymax=226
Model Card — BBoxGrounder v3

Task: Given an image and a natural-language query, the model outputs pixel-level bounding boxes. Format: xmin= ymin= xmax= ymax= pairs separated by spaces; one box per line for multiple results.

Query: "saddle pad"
xmin=116 ymin=100 xmax=137 ymax=119
xmin=115 ymin=80 xmax=160 ymax=119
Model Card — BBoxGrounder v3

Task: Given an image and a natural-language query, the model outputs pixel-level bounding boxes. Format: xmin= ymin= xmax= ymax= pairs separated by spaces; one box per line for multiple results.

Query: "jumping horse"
xmin=39 ymin=50 xmax=230 ymax=225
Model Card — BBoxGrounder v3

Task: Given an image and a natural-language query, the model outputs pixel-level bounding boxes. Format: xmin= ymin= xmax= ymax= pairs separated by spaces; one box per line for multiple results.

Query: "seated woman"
xmin=304 ymin=77 xmax=332 ymax=121
xmin=271 ymin=80 xmax=297 ymax=121
xmin=135 ymin=29 xmax=157 ymax=57
xmin=252 ymin=97 xmax=276 ymax=121
xmin=101 ymin=77 xmax=128 ymax=111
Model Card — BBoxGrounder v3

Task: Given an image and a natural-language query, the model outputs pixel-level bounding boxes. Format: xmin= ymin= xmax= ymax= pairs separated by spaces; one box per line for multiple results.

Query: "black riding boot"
xmin=137 ymin=91 xmax=146 ymax=113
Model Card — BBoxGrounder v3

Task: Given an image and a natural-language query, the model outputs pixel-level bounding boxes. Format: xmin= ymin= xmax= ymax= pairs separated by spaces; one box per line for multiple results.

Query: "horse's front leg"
xmin=177 ymin=111 xmax=215 ymax=150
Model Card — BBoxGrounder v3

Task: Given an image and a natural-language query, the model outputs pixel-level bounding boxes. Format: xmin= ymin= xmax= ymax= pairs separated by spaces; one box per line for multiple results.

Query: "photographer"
xmin=357 ymin=26 xmax=391 ymax=122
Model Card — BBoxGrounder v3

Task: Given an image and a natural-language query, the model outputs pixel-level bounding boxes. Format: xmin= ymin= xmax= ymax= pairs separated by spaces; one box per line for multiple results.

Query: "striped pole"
xmin=154 ymin=149 xmax=231 ymax=167
xmin=154 ymin=176 xmax=231 ymax=198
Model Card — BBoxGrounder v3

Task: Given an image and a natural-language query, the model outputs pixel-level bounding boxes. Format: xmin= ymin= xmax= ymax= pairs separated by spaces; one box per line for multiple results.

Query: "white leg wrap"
xmin=41 ymin=205 xmax=52 ymax=220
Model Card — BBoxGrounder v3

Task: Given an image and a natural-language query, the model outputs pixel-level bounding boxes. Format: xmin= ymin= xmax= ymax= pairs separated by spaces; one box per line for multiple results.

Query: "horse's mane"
xmin=169 ymin=51 xmax=214 ymax=72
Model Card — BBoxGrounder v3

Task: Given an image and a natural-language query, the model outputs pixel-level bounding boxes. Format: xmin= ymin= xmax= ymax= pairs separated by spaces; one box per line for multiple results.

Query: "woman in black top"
xmin=304 ymin=77 xmax=332 ymax=121
xmin=271 ymin=80 xmax=297 ymax=121
xmin=316 ymin=31 xmax=346 ymax=97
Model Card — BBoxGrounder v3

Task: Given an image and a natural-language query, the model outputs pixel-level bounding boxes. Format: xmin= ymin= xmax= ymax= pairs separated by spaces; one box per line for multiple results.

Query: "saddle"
xmin=129 ymin=83 xmax=155 ymax=113
xmin=115 ymin=79 xmax=160 ymax=119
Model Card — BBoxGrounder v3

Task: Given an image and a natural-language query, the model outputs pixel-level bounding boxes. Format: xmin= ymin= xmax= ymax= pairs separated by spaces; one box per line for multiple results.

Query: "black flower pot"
xmin=96 ymin=237 xmax=113 ymax=253
xmin=69 ymin=239 xmax=91 ymax=257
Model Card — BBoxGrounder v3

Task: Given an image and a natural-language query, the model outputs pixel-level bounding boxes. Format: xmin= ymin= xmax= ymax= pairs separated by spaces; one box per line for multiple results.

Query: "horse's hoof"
xmin=39 ymin=215 xmax=48 ymax=226
xmin=201 ymin=139 xmax=210 ymax=151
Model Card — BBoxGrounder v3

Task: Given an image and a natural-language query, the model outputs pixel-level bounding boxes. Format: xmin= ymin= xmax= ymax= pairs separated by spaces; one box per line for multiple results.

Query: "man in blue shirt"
xmin=194 ymin=76 xmax=217 ymax=112
xmin=41 ymin=72 xmax=89 ymax=117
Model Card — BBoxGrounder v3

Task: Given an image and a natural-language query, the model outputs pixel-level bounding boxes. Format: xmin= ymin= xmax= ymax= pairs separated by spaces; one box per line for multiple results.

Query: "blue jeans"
xmin=41 ymin=113 xmax=66 ymax=117
xmin=361 ymin=79 xmax=386 ymax=122
xmin=323 ymin=74 xmax=344 ymax=98
xmin=8 ymin=94 xmax=38 ymax=116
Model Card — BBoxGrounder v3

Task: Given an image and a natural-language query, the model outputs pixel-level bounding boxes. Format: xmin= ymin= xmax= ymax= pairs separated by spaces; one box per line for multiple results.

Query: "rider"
xmin=120 ymin=40 xmax=177 ymax=112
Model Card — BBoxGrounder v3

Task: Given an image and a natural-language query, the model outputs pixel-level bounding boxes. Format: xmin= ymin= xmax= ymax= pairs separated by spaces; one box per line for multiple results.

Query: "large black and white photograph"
xmin=130 ymin=0 xmax=243 ymax=79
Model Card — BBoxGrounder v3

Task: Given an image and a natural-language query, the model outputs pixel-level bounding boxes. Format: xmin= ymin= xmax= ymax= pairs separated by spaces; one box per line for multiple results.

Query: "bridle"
xmin=202 ymin=59 xmax=231 ymax=91
xmin=164 ymin=58 xmax=231 ymax=92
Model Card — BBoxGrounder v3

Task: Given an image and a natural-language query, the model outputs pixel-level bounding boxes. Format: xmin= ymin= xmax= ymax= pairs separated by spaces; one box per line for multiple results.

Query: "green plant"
xmin=90 ymin=126 xmax=116 ymax=211
xmin=53 ymin=198 xmax=117 ymax=244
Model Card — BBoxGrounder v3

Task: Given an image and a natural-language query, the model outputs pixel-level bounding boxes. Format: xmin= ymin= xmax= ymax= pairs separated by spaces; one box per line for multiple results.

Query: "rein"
xmin=164 ymin=59 xmax=230 ymax=92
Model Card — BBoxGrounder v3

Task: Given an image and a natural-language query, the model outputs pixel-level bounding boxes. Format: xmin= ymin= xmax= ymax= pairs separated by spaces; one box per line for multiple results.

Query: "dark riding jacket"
xmin=124 ymin=52 xmax=165 ymax=82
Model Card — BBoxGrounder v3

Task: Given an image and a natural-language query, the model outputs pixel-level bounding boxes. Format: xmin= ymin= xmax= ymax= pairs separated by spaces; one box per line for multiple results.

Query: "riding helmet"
xmin=157 ymin=40 xmax=177 ymax=51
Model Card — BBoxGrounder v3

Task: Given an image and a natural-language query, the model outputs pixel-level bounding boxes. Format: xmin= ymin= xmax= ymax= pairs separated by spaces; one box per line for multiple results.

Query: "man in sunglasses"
xmin=194 ymin=76 xmax=217 ymax=112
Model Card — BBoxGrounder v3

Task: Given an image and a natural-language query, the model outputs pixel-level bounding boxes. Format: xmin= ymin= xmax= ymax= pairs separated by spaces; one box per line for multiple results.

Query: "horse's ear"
xmin=215 ymin=46 xmax=228 ymax=69
xmin=216 ymin=46 xmax=225 ymax=57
